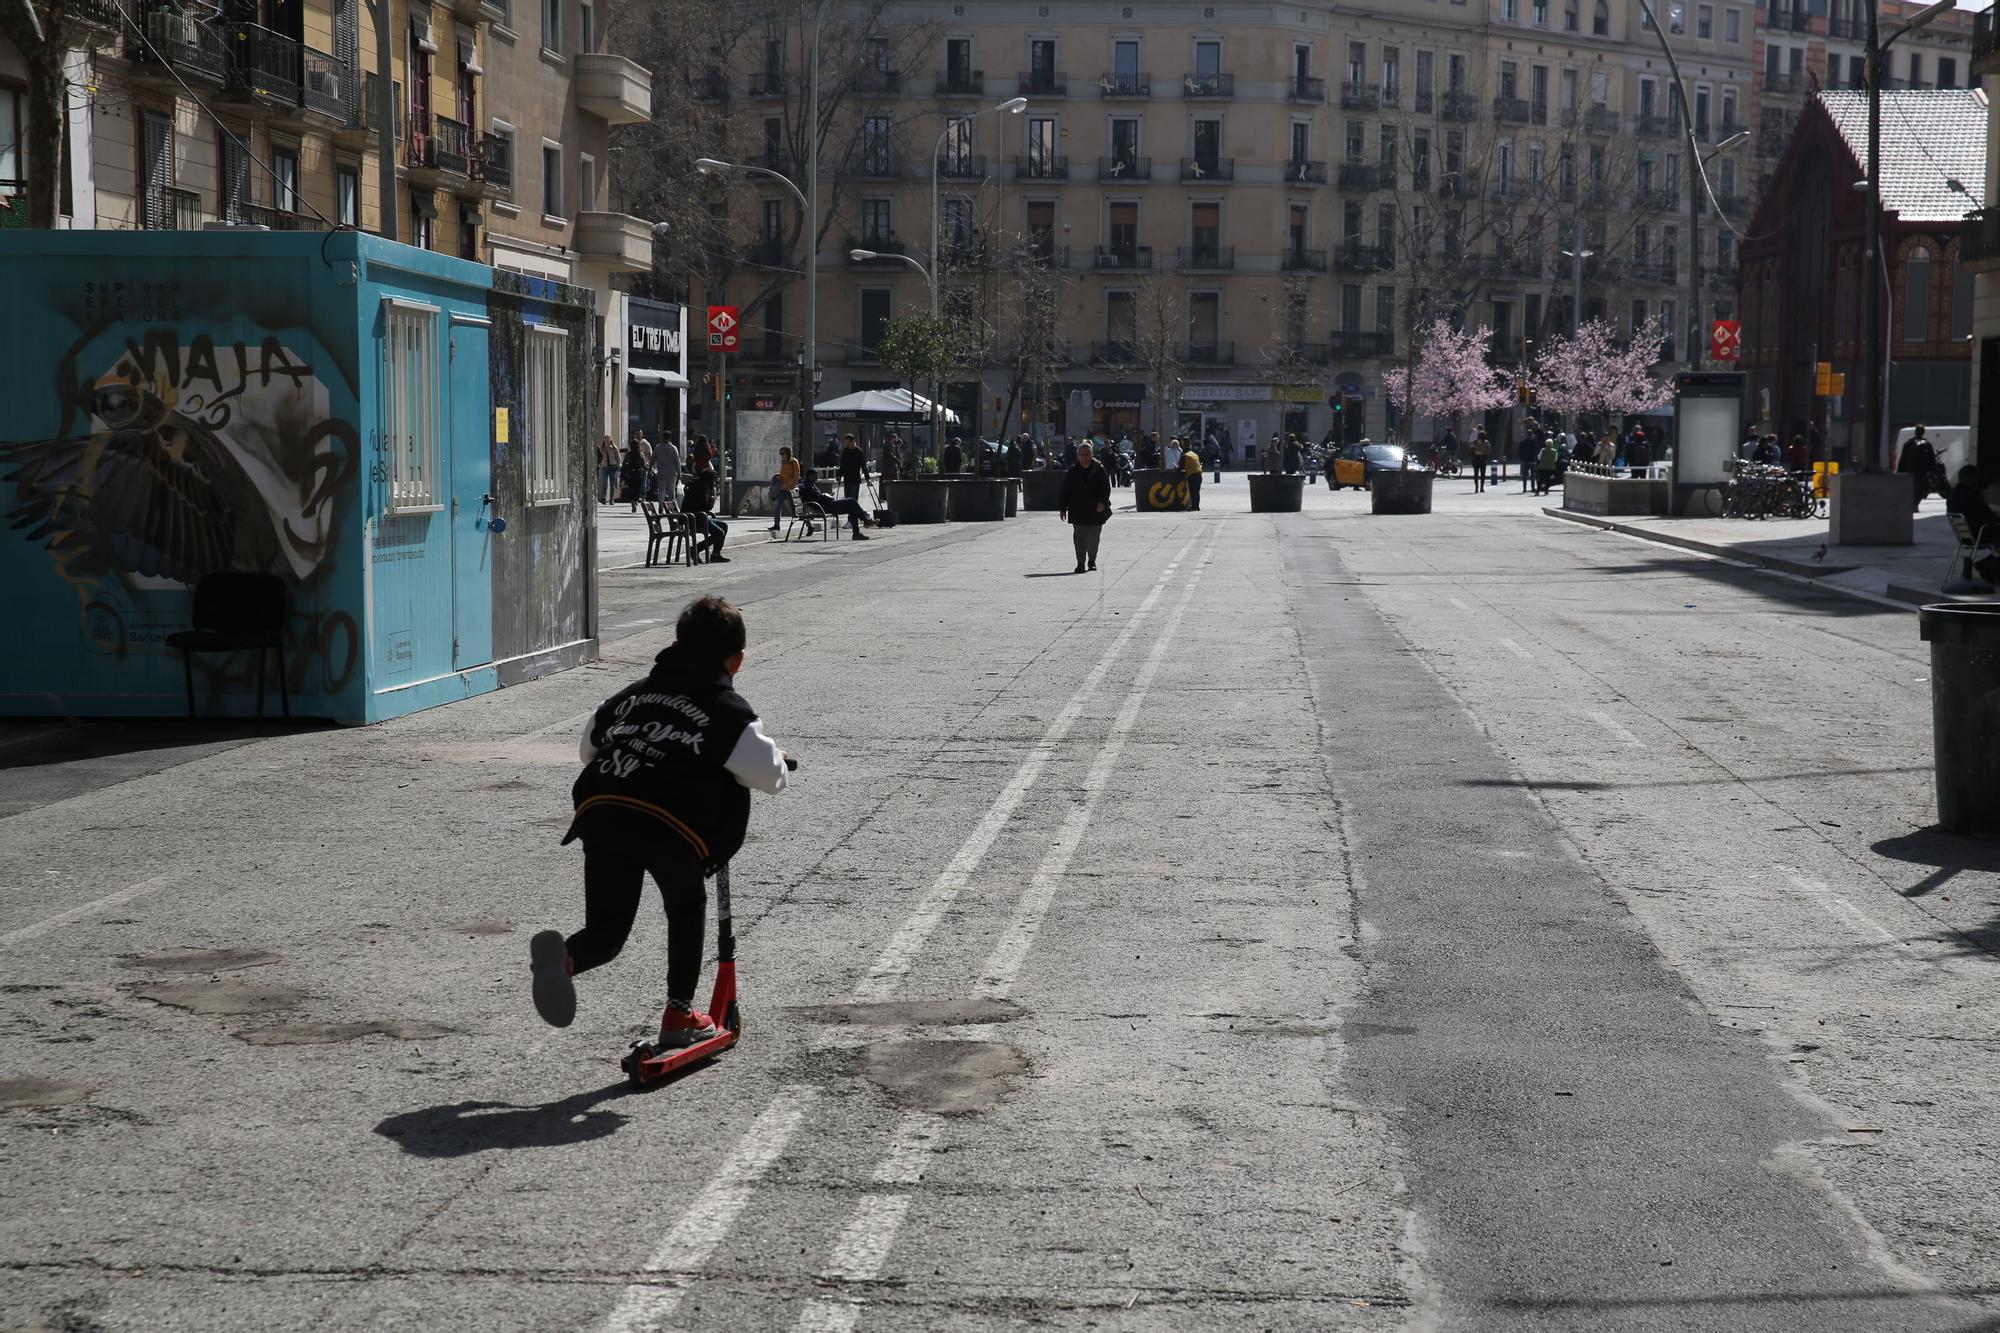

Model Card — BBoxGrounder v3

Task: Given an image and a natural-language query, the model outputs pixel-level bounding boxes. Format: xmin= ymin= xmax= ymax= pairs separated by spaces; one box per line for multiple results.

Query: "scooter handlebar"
xmin=784 ymin=755 xmax=799 ymax=772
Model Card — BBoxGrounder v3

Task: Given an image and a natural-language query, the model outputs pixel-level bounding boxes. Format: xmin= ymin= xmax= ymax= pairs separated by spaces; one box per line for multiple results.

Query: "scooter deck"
xmin=623 ymin=1026 xmax=740 ymax=1083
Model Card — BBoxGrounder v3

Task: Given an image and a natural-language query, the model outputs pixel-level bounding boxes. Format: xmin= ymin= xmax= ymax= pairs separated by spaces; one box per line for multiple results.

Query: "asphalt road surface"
xmin=4 ymin=478 xmax=1997 ymax=1332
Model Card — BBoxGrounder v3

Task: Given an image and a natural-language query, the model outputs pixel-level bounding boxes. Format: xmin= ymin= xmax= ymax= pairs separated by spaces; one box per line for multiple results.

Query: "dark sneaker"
xmin=709 ymin=553 xmax=731 ymax=563
xmin=1073 ymin=564 xmax=1085 ymax=574
xmin=853 ymin=531 xmax=871 ymax=540
xmin=529 ymin=930 xmax=575 ymax=1028
xmin=1088 ymin=561 xmax=1097 ymax=571
xmin=657 ymin=1007 xmax=719 ymax=1048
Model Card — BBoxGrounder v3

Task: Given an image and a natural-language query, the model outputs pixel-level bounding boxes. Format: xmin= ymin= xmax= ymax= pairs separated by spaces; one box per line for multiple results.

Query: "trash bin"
xmin=1919 ymin=602 xmax=2000 ymax=833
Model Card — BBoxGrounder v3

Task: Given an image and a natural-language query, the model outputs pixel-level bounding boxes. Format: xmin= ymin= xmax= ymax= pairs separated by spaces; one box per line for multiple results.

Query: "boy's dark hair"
xmin=676 ymin=595 xmax=746 ymax=662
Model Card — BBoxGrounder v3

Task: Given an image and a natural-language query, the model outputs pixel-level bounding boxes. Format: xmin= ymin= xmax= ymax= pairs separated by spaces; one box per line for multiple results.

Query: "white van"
xmin=1895 ymin=425 xmax=1969 ymax=475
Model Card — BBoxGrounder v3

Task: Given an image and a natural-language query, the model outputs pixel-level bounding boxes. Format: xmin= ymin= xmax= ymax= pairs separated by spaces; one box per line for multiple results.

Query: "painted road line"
xmin=976 ymin=551 xmax=1208 ymax=1000
xmin=792 ymin=1195 xmax=914 ymax=1332
xmin=872 ymin=1111 xmax=945 ymax=1184
xmin=1588 ymin=710 xmax=1647 ymax=749
xmin=851 ymin=533 xmax=1202 ymax=1003
xmin=598 ymin=1086 xmax=818 ymax=1333
xmin=0 ymin=876 xmax=176 ymax=948
xmin=1785 ymin=873 xmax=1901 ymax=946
xmin=1497 ymin=638 xmax=1534 ymax=660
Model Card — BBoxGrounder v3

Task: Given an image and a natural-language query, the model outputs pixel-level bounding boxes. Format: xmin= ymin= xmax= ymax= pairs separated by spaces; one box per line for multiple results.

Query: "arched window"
xmin=1951 ymin=245 xmax=1973 ymax=341
xmin=1593 ymin=0 xmax=1609 ymax=33
xmin=1903 ymin=244 xmax=1932 ymax=342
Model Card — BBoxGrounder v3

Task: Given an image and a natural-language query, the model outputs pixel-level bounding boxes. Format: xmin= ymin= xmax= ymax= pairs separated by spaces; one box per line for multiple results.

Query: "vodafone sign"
xmin=706 ymin=305 xmax=740 ymax=352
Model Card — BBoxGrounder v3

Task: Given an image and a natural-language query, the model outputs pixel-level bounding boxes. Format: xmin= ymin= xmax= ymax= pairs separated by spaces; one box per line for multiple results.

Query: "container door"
xmin=448 ymin=312 xmax=494 ymax=670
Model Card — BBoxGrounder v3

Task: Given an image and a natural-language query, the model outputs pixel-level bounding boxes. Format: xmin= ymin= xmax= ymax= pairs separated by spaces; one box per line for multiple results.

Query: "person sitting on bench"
xmin=798 ymin=468 xmax=871 ymax=540
xmin=1947 ymin=465 xmax=2000 ymax=584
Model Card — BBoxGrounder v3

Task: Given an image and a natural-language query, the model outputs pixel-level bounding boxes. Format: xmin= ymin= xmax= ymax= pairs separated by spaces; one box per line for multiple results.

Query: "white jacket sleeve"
xmin=724 ymin=719 xmax=789 ymax=794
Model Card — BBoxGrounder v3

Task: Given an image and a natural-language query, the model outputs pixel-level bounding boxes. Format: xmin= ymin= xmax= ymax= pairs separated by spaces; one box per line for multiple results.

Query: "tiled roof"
xmin=1817 ymin=88 xmax=1987 ymax=223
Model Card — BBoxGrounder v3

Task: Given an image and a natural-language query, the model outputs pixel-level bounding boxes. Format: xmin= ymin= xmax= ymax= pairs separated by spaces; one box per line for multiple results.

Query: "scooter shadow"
xmin=375 ymin=1073 xmax=700 ymax=1157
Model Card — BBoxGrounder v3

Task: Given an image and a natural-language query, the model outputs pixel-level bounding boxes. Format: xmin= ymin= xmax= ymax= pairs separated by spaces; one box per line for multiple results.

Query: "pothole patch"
xmin=802 ymin=997 xmax=1024 ymax=1028
xmin=236 ymin=1020 xmax=455 ymax=1046
xmin=0 ymin=1077 xmax=96 ymax=1110
xmin=449 ymin=921 xmax=515 ymax=937
xmin=862 ymin=1039 xmax=1029 ymax=1115
xmin=129 ymin=948 xmax=283 ymax=973
xmin=130 ymin=981 xmax=308 ymax=1016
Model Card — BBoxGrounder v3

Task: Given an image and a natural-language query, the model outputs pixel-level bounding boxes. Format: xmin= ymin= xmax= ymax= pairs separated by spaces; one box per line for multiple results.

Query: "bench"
xmin=785 ymin=498 xmax=840 ymax=542
xmin=641 ymin=500 xmax=698 ymax=568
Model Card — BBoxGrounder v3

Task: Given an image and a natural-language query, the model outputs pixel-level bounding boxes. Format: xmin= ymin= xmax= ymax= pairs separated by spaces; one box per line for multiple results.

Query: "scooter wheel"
xmin=725 ymin=1001 xmax=742 ymax=1035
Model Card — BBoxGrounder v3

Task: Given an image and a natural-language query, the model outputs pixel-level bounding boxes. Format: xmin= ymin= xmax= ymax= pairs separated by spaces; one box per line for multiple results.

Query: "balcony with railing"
xmin=853 ymin=66 xmax=901 ymax=94
xmin=857 ymin=153 xmax=904 ymax=180
xmin=1093 ymin=245 xmax=1153 ymax=270
xmin=1180 ymin=156 xmax=1232 ymax=181
xmin=222 ymin=22 xmax=301 ymax=108
xmin=1182 ymin=342 xmax=1234 ymax=365
xmin=1763 ymin=4 xmax=1811 ymax=29
xmin=65 ymin=0 xmax=125 ymax=33
xmin=1182 ymin=71 xmax=1233 ymax=97
xmin=1281 ymin=247 xmax=1328 ymax=272
xmin=141 ymin=186 xmax=203 ymax=231
xmin=1340 ymin=80 xmax=1378 ymax=110
xmin=298 ymin=46 xmax=349 ymax=121
xmin=135 ymin=5 xmax=228 ymax=86
xmin=847 ymin=236 xmax=908 ymax=265
xmin=1098 ymin=71 xmax=1151 ymax=97
xmin=1286 ymin=158 xmax=1327 ymax=184
xmin=1333 ymin=240 xmax=1386 ymax=271
xmin=1330 ymin=331 xmax=1391 ymax=357
xmin=1337 ymin=160 xmax=1380 ymax=191
xmin=1020 ymin=69 xmax=1067 ymax=96
xmin=1635 ymin=112 xmax=1671 ymax=136
xmin=474 ymin=130 xmax=511 ymax=196
xmin=743 ymin=236 xmax=788 ymax=267
xmin=1176 ymin=245 xmax=1234 ymax=271
xmin=1764 ymin=69 xmax=1810 ymax=95
xmin=1414 ymin=89 xmax=1434 ymax=113
xmin=1015 ymin=153 xmax=1069 ymax=181
xmin=1023 ymin=242 xmax=1071 ymax=269
xmin=1288 ymin=75 xmax=1326 ymax=102
xmin=1493 ymin=95 xmax=1531 ymax=124
xmin=1442 ymin=90 xmax=1479 ymax=120
xmin=1979 ymin=10 xmax=2000 ymax=75
xmin=1827 ymin=15 xmax=1861 ymax=39
xmin=936 ymin=154 xmax=986 ymax=180
xmin=1633 ymin=186 xmax=1678 ymax=211
xmin=237 ymin=200 xmax=318 ymax=230
xmin=937 ymin=68 xmax=984 ymax=94
xmin=748 ymin=69 xmax=786 ymax=97
xmin=1097 ymin=154 xmax=1152 ymax=182
xmin=430 ymin=114 xmax=473 ymax=176
xmin=691 ymin=70 xmax=730 ymax=101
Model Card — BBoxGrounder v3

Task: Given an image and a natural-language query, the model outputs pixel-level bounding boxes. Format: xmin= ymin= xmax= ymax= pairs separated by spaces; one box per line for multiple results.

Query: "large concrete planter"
xmin=948 ymin=477 xmax=1008 ymax=522
xmin=1022 ymin=470 xmax=1066 ymax=511
xmin=1134 ymin=468 xmax=1190 ymax=512
xmin=881 ymin=478 xmax=949 ymax=524
xmin=1830 ymin=471 xmax=1915 ymax=545
xmin=1564 ymin=473 xmax=1668 ymax=516
xmin=1248 ymin=473 xmax=1305 ymax=512
xmin=1370 ymin=469 xmax=1434 ymax=514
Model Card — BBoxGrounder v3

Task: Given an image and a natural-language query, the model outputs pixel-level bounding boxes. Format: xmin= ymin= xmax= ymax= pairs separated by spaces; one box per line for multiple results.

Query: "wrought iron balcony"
xmin=1414 ymin=89 xmax=1434 ymax=113
xmin=936 ymin=154 xmax=986 ymax=180
xmin=1020 ymin=69 xmax=1066 ymax=96
xmin=1330 ymin=331 xmax=1391 ymax=357
xmin=300 ymin=47 xmax=349 ymax=121
xmin=857 ymin=153 xmax=904 ymax=180
xmin=223 ymin=20 xmax=301 ymax=106
xmin=141 ymin=186 xmax=202 ymax=231
xmin=474 ymin=130 xmax=511 ymax=195
xmin=1098 ymin=71 xmax=1150 ymax=97
xmin=1179 ymin=156 xmax=1232 ymax=182
xmin=1764 ymin=70 xmax=1809 ymax=95
xmin=1092 ymin=245 xmax=1153 ymax=270
xmin=430 ymin=114 xmax=473 ymax=176
xmin=137 ymin=5 xmax=227 ymax=85
xmin=1182 ymin=342 xmax=1235 ymax=365
xmin=1633 ymin=186 xmax=1678 ymax=210
xmin=1176 ymin=245 xmax=1234 ymax=271
xmin=65 ymin=0 xmax=125 ymax=33
xmin=1493 ymin=95 xmax=1531 ymax=123
xmin=1023 ymin=242 xmax=1071 ymax=269
xmin=1286 ymin=159 xmax=1327 ymax=184
xmin=1097 ymin=154 xmax=1151 ymax=182
xmin=1092 ymin=342 xmax=1137 ymax=364
xmin=748 ymin=69 xmax=786 ymax=96
xmin=1441 ymin=90 xmax=1479 ymax=120
xmin=1337 ymin=161 xmax=1380 ymax=190
xmin=1340 ymin=80 xmax=1378 ymax=109
xmin=846 ymin=236 xmax=907 ymax=264
xmin=691 ymin=71 xmax=730 ymax=101
xmin=937 ymin=68 xmax=984 ymax=95
xmin=1827 ymin=15 xmax=1861 ymax=38
xmin=1015 ymin=154 xmax=1069 ymax=180
xmin=1281 ymin=247 xmax=1328 ymax=272
xmin=1333 ymin=241 xmax=1387 ymax=272
xmin=852 ymin=66 xmax=901 ymax=94
xmin=1182 ymin=71 xmax=1233 ymax=97
xmin=236 ymin=201 xmax=317 ymax=230
xmin=1288 ymin=75 xmax=1326 ymax=102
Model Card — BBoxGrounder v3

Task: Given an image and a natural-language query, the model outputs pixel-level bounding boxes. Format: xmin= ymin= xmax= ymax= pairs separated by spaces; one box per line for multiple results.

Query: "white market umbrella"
xmin=811 ymin=388 xmax=960 ymax=425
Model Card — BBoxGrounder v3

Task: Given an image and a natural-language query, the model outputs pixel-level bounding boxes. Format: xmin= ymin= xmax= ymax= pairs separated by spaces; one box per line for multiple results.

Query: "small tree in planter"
xmin=1527 ymin=315 xmax=1675 ymax=447
xmin=875 ymin=313 xmax=955 ymax=452
xmin=1381 ymin=318 xmax=1515 ymax=449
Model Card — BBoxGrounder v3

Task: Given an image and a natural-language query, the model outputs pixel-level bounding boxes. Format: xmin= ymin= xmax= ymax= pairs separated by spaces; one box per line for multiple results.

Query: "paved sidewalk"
xmin=1546 ymin=492 xmax=1989 ymax=609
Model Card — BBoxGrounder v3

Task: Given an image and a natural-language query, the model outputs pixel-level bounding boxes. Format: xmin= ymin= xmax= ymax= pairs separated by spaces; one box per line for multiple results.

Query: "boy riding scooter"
xmin=529 ymin=596 xmax=790 ymax=1048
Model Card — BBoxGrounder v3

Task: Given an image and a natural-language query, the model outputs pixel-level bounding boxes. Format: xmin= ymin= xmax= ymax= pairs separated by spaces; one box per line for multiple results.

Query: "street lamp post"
xmin=1864 ymin=0 xmax=1955 ymax=470
xmin=929 ymin=96 xmax=1029 ymax=318
xmin=1559 ymin=246 xmax=1595 ymax=334
xmin=695 ymin=155 xmax=811 ymax=465
xmin=848 ymin=248 xmax=942 ymax=450
xmin=805 ymin=0 xmax=832 ymax=425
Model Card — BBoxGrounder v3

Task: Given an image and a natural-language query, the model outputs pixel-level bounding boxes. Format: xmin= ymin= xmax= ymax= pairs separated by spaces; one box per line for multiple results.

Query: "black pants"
xmin=1071 ymin=523 xmax=1102 ymax=567
xmin=820 ymin=495 xmax=869 ymax=532
xmin=569 ymin=838 xmax=707 ymax=1009
xmin=1186 ymin=473 xmax=1202 ymax=510
xmin=843 ymin=476 xmax=862 ymax=502
xmin=694 ymin=513 xmax=727 ymax=553
xmin=1472 ymin=461 xmax=1488 ymax=492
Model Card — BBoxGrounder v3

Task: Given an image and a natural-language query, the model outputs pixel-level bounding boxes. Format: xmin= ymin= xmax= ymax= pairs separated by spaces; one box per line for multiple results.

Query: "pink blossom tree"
xmin=1528 ymin=316 xmax=1676 ymax=433
xmin=1382 ymin=318 xmax=1515 ymax=440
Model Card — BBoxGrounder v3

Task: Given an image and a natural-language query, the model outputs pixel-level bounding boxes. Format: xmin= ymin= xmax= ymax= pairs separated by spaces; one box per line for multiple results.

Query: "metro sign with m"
xmin=707 ymin=305 xmax=740 ymax=352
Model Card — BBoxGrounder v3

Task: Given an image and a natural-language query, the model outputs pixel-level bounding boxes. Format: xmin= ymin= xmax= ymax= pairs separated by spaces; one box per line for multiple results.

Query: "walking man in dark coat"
xmin=1058 ymin=442 xmax=1112 ymax=574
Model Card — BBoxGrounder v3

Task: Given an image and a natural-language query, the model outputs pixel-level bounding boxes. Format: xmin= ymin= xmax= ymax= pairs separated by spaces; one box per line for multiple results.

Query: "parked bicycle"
xmin=1721 ymin=461 xmax=1818 ymax=520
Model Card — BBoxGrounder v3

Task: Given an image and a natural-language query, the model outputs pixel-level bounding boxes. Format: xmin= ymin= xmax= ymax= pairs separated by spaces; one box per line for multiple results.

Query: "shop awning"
xmin=627 ymin=367 xmax=689 ymax=388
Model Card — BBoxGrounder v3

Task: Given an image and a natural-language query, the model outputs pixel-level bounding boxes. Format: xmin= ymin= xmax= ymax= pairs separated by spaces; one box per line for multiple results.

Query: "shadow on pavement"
xmin=1489 ymin=1286 xmax=2000 ymax=1316
xmin=1570 ymin=557 xmax=1889 ymax=616
xmin=1022 ymin=571 xmax=1086 ymax=579
xmin=1459 ymin=765 xmax=1929 ymax=793
xmin=1870 ymin=826 xmax=2000 ymax=898
xmin=375 ymin=1082 xmax=645 ymax=1157
xmin=0 ymin=718 xmax=329 ymax=770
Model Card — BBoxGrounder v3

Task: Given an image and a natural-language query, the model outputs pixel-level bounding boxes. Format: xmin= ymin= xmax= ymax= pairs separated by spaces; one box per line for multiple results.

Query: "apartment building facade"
xmin=693 ymin=0 xmax=1756 ymax=447
xmin=0 ymin=0 xmax=650 ymax=439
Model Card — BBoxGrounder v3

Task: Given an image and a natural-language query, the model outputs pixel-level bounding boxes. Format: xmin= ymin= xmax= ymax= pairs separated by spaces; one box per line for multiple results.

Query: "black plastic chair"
xmin=164 ymin=573 xmax=290 ymax=720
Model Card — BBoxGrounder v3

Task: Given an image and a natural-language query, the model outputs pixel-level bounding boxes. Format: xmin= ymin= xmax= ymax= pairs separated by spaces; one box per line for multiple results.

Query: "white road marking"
xmin=598 ymin=1086 xmax=817 ymax=1333
xmin=872 ymin=1111 xmax=946 ymax=1184
xmin=851 ymin=533 xmax=1203 ymax=1002
xmin=795 ymin=1301 xmax=861 ymax=1333
xmin=1587 ymin=710 xmax=1647 ymax=749
xmin=1497 ymin=638 xmax=1534 ymax=660
xmin=1448 ymin=596 xmax=1472 ymax=612
xmin=0 ymin=876 xmax=175 ymax=948
xmin=977 ymin=557 xmax=1208 ymax=999
xmin=1785 ymin=873 xmax=1901 ymax=945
